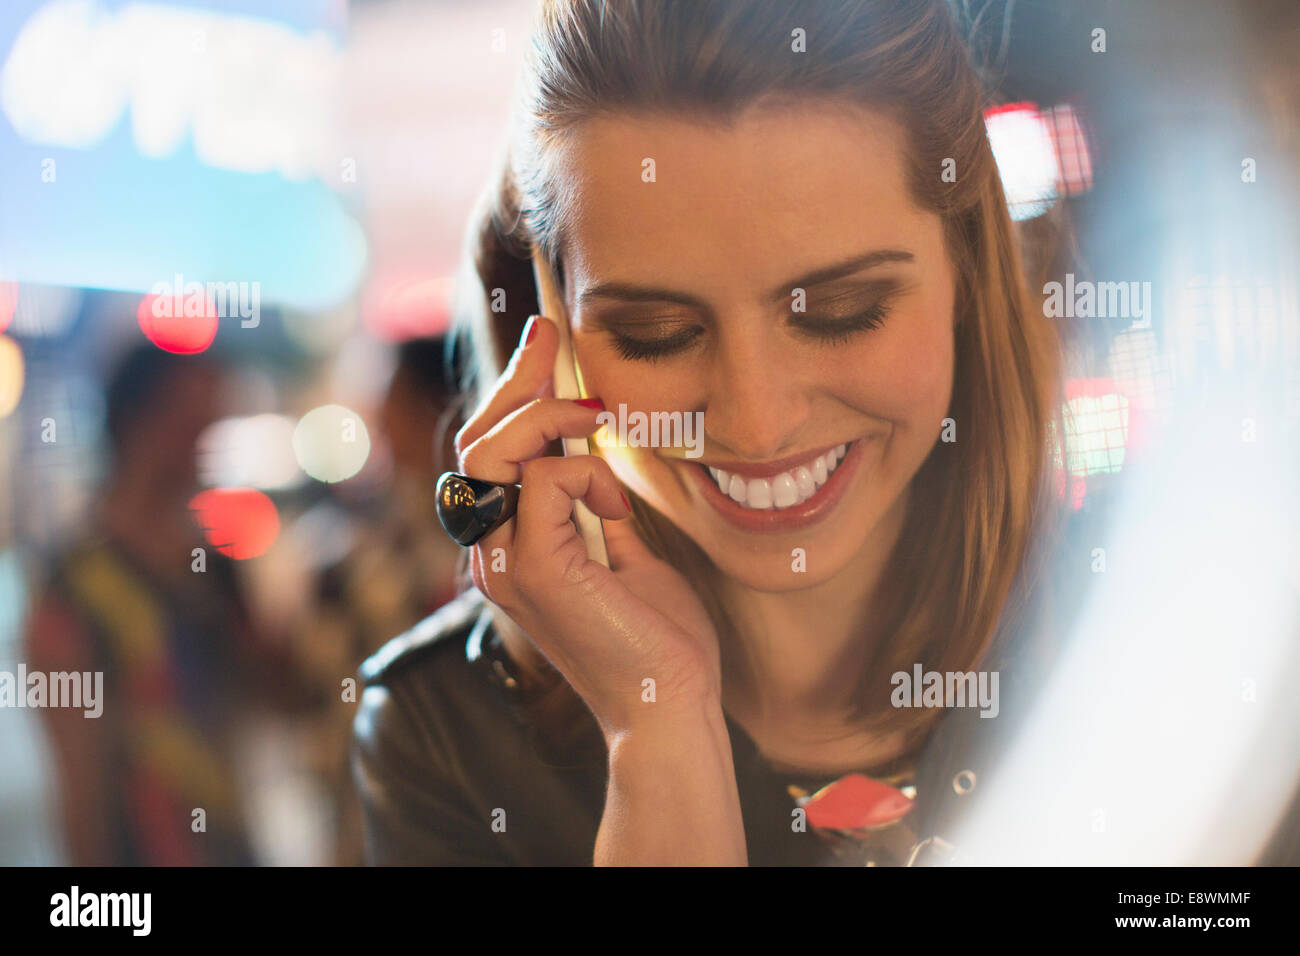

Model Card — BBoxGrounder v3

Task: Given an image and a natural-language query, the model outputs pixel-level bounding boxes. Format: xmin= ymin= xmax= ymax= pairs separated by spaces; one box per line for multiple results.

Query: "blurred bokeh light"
xmin=292 ymin=403 xmax=370 ymax=483
xmin=188 ymin=486 xmax=280 ymax=560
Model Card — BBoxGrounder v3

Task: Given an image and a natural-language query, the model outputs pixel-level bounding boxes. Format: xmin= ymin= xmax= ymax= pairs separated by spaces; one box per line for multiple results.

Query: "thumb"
xmin=601 ymin=496 xmax=661 ymax=572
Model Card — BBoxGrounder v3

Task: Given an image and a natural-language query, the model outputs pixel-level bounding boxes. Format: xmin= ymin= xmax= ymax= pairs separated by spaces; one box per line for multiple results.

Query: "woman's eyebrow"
xmin=575 ymin=248 xmax=915 ymax=309
xmin=577 ymin=283 xmax=707 ymax=309
xmin=770 ymin=249 xmax=914 ymax=300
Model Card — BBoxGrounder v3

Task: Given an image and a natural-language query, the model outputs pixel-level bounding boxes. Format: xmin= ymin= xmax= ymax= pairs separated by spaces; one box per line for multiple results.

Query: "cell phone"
xmin=531 ymin=248 xmax=611 ymax=568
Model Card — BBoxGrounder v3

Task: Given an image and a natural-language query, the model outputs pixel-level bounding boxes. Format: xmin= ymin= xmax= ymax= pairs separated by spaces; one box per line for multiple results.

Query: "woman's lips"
xmin=685 ymin=437 xmax=870 ymax=533
xmin=703 ymin=441 xmax=847 ymax=479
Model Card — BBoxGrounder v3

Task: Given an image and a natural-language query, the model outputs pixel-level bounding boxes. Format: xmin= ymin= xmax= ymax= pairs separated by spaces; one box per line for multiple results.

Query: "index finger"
xmin=454 ymin=314 xmax=559 ymax=454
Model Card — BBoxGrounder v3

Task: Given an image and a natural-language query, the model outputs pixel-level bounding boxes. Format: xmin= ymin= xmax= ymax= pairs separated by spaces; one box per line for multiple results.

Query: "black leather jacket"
xmin=350 ymin=581 xmax=1300 ymax=865
xmin=349 ymin=585 xmax=1036 ymax=866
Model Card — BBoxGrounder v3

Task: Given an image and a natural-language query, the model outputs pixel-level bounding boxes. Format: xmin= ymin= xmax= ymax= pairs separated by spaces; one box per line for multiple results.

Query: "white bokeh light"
xmin=292 ymin=404 xmax=371 ymax=484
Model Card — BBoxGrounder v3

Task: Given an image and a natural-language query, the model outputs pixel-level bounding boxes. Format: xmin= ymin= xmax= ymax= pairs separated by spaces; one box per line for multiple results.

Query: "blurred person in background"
xmin=291 ymin=334 xmax=465 ymax=865
xmin=22 ymin=345 xmax=273 ymax=865
xmin=359 ymin=334 xmax=465 ymax=624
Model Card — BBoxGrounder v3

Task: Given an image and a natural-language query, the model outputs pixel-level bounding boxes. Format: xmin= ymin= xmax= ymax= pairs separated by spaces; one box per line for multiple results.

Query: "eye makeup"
xmin=791 ymin=300 xmax=890 ymax=344
xmin=611 ymin=325 xmax=704 ymax=362
xmin=790 ymin=280 xmax=905 ymax=344
xmin=596 ymin=280 xmax=904 ymax=362
xmin=585 ymin=309 xmax=707 ymax=363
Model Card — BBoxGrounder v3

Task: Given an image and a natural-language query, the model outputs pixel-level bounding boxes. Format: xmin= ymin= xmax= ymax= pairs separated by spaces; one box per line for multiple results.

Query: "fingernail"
xmin=619 ymin=490 xmax=632 ymax=512
xmin=522 ymin=315 xmax=539 ymax=346
xmin=575 ymin=397 xmax=604 ymax=410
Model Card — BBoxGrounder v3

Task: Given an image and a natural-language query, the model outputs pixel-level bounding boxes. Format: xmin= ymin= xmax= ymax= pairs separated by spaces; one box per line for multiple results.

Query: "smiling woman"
xmin=351 ymin=0 xmax=1067 ymax=866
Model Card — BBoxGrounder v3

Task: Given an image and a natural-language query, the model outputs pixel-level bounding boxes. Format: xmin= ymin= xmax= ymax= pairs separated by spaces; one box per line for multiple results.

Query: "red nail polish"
xmin=522 ymin=315 xmax=539 ymax=346
xmin=575 ymin=397 xmax=604 ymax=410
xmin=619 ymin=490 xmax=632 ymax=512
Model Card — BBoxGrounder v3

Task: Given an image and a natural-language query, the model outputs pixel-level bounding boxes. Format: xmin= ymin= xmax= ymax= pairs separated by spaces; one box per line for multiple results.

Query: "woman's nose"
xmin=702 ymin=325 xmax=810 ymax=461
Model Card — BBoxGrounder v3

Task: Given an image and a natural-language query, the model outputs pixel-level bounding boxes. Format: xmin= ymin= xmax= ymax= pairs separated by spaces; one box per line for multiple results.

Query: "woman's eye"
xmin=794 ymin=301 xmax=890 ymax=344
xmin=611 ymin=326 xmax=703 ymax=362
xmin=605 ymin=296 xmax=892 ymax=361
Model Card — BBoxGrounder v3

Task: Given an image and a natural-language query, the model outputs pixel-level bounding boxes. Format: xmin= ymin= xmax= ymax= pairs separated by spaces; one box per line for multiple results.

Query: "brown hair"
xmin=452 ymin=0 xmax=1068 ymax=754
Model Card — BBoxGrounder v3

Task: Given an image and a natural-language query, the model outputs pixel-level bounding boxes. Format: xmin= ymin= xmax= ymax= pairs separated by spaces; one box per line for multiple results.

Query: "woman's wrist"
xmin=596 ymin=694 xmax=747 ymax=865
xmin=593 ymin=668 xmax=721 ymax=742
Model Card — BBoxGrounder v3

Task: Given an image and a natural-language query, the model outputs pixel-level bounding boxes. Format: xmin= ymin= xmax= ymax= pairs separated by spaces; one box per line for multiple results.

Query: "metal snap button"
xmin=952 ymin=769 xmax=977 ymax=795
xmin=491 ymin=658 xmax=518 ymax=690
xmin=905 ymin=835 xmax=957 ymax=866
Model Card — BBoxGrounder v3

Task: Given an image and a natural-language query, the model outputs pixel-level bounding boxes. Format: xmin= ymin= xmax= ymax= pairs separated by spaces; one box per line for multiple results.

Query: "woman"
xmin=351 ymin=0 xmax=1070 ymax=866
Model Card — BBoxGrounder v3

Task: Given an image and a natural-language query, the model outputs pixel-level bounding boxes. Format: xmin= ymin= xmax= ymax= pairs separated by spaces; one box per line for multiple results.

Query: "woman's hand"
xmin=454 ymin=314 xmax=722 ymax=740
xmin=455 ymin=312 xmax=746 ymax=864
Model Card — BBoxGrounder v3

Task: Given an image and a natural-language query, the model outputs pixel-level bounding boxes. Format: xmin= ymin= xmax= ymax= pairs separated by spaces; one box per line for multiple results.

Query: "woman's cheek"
xmin=584 ymin=377 xmax=688 ymax=423
xmin=833 ymin=306 xmax=955 ymax=426
xmin=579 ymin=343 xmax=706 ymax=419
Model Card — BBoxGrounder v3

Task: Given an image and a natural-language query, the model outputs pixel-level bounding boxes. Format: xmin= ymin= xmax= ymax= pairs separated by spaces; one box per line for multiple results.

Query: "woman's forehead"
xmin=548 ymin=104 xmax=942 ymax=298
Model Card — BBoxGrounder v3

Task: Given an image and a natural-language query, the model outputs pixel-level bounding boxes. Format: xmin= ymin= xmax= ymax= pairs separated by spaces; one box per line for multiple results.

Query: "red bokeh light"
xmin=1066 ymin=376 xmax=1142 ymax=465
xmin=1054 ymin=465 xmax=1088 ymax=511
xmin=983 ymin=101 xmax=1039 ymax=120
xmin=1044 ymin=103 xmax=1094 ymax=196
xmin=983 ymin=100 xmax=1095 ymax=213
xmin=0 ymin=282 xmax=16 ymax=335
xmin=363 ymin=273 xmax=453 ymax=342
xmin=188 ymin=487 xmax=280 ymax=560
xmin=137 ymin=292 xmax=219 ymax=354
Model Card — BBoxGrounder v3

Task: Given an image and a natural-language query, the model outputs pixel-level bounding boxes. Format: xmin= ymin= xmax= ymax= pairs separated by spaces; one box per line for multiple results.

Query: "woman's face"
xmin=552 ymin=100 xmax=956 ymax=591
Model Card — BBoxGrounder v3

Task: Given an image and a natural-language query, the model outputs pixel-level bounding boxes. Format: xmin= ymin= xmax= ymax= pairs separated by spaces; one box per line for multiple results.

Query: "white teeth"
xmin=707 ymin=442 xmax=851 ymax=511
xmin=771 ymin=473 xmax=799 ymax=508
xmin=793 ymin=466 xmax=816 ymax=500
